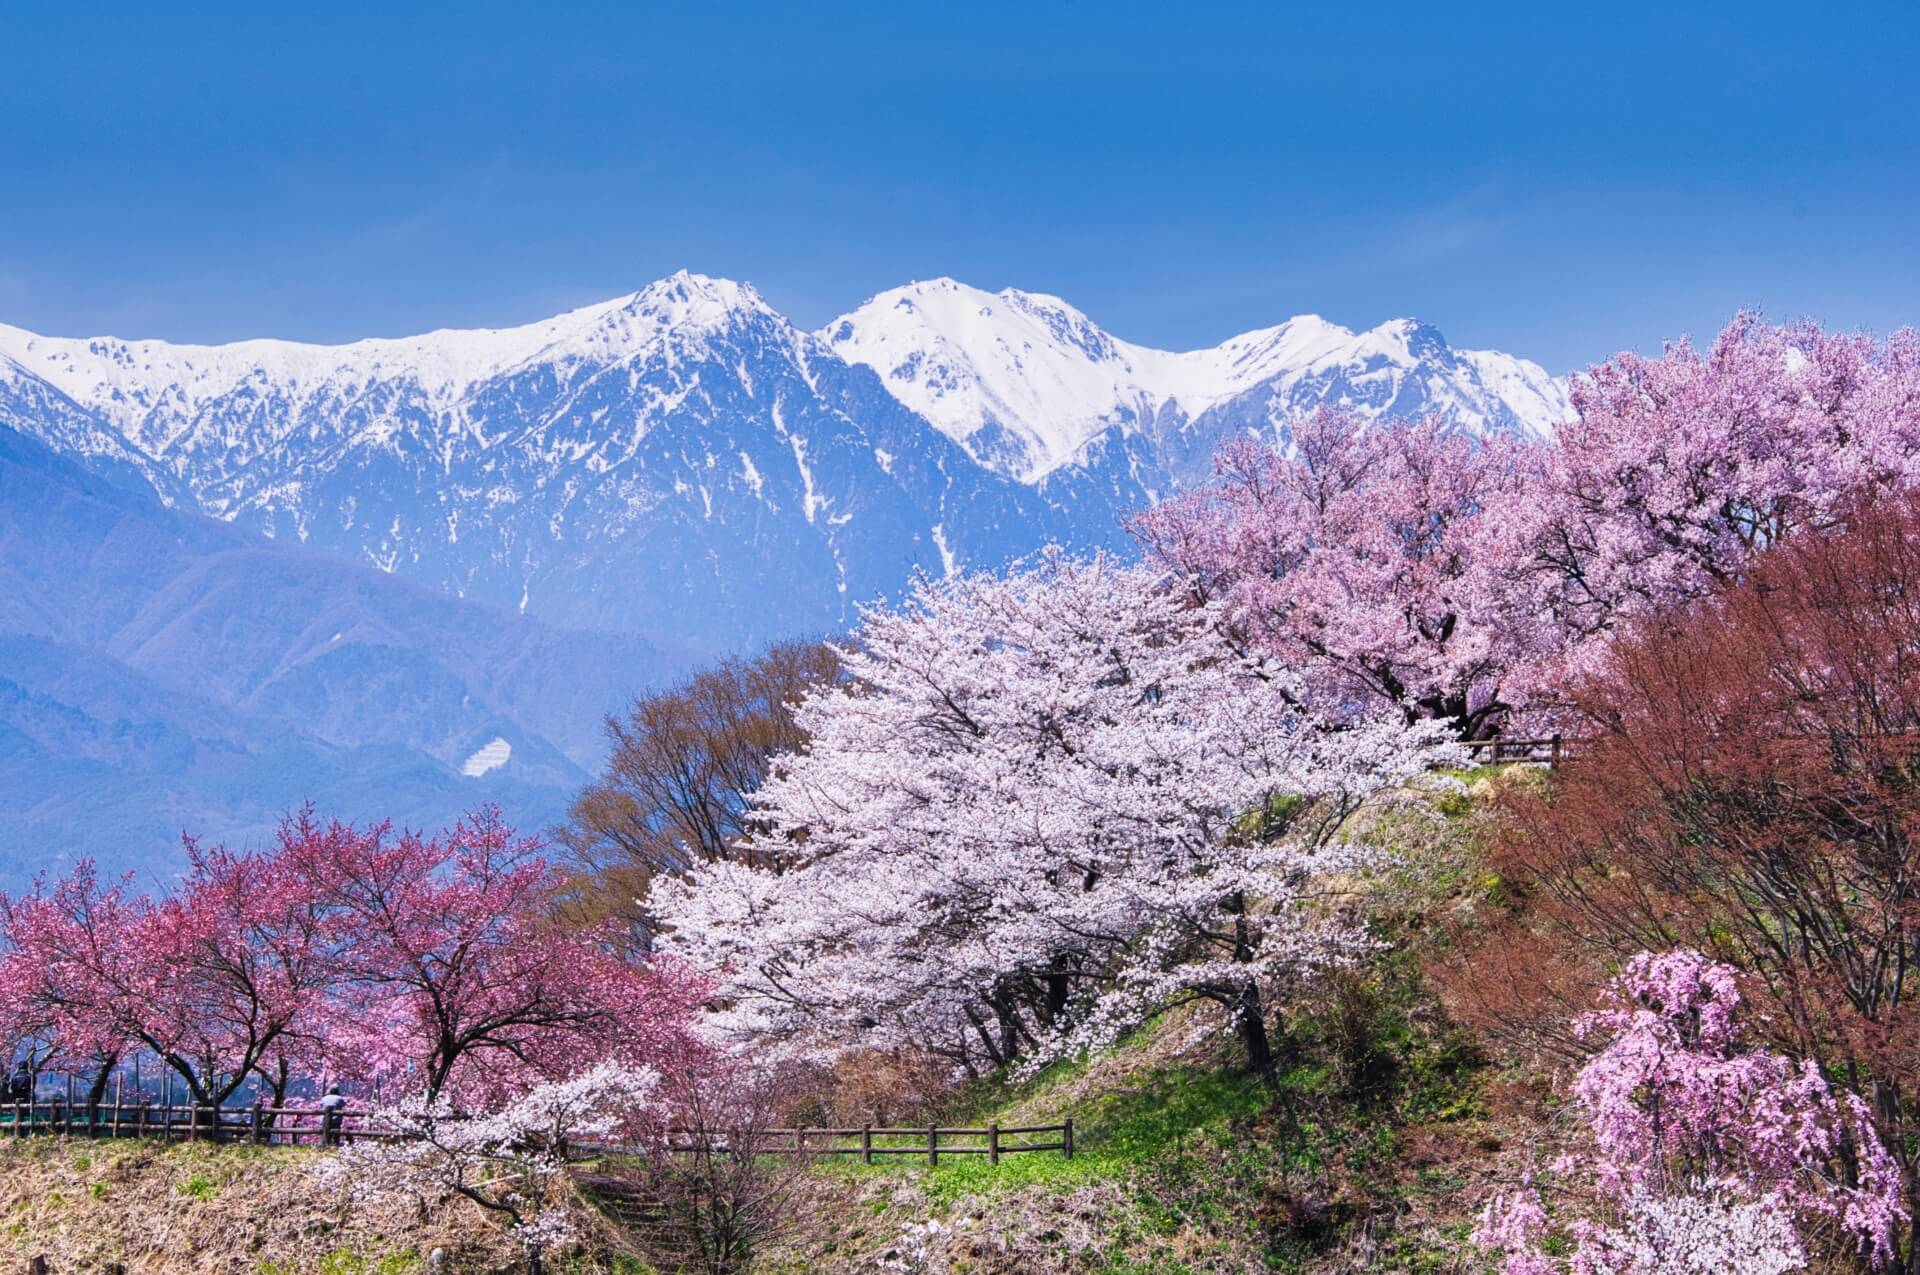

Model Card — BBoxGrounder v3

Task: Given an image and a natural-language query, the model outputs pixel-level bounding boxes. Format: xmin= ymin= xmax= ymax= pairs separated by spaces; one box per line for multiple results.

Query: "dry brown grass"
xmin=0 ymin=1136 xmax=640 ymax=1275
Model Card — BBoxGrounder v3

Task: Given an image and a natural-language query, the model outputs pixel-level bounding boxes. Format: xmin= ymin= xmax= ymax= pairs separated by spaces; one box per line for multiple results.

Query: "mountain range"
xmin=0 ymin=273 xmax=1569 ymax=875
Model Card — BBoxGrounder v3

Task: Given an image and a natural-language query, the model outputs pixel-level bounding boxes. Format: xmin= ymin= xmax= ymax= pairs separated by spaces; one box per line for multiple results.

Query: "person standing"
xmin=319 ymin=1084 xmax=347 ymax=1147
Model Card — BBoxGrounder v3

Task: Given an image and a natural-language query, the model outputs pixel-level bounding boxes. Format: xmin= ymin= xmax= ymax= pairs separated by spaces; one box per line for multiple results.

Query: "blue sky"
xmin=3 ymin=1 xmax=1915 ymax=371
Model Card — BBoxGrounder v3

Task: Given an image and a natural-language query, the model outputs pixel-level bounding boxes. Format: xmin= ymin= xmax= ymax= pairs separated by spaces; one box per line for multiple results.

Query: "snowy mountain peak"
xmin=1367 ymin=317 xmax=1449 ymax=359
xmin=0 ymin=271 xmax=787 ymax=445
xmin=825 ymin=279 xmax=1159 ymax=482
xmin=823 ymin=284 xmax=1571 ymax=482
xmin=616 ymin=270 xmax=780 ymax=331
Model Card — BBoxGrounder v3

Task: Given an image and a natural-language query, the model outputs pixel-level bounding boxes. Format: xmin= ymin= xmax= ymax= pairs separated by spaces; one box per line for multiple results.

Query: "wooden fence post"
xmin=1550 ymin=732 xmax=1563 ymax=767
xmin=10 ymin=1102 xmax=19 ymax=1138
xmin=1063 ymin=1118 xmax=1074 ymax=1160
xmin=861 ymin=1124 xmax=872 ymax=1165
xmin=988 ymin=1122 xmax=1000 ymax=1166
xmin=927 ymin=1125 xmax=938 ymax=1167
xmin=111 ymin=1076 xmax=123 ymax=1140
xmin=250 ymin=1102 xmax=264 ymax=1146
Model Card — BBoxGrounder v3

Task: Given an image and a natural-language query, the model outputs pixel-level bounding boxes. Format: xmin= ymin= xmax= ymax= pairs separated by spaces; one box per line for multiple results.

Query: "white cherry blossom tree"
xmin=651 ymin=554 xmax=1455 ymax=1076
xmin=324 ymin=1061 xmax=661 ymax=1275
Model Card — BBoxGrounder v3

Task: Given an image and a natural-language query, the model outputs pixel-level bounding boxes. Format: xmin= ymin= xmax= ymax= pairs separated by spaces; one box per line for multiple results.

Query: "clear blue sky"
xmin=3 ymin=1 xmax=1915 ymax=371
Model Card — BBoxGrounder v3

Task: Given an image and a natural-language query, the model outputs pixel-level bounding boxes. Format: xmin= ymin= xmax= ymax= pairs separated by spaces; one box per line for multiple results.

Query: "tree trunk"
xmin=84 ymin=1057 xmax=116 ymax=1129
xmin=1043 ymin=958 xmax=1071 ymax=1026
xmin=1234 ymin=981 xmax=1276 ymax=1079
xmin=964 ymin=1003 xmax=1007 ymax=1069
xmin=994 ymin=991 xmax=1026 ymax=1062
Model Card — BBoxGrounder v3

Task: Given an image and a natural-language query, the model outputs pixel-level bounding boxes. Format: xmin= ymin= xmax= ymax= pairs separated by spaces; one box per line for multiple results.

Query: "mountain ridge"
xmin=824 ymin=277 xmax=1570 ymax=482
xmin=0 ymin=273 xmax=1571 ymax=656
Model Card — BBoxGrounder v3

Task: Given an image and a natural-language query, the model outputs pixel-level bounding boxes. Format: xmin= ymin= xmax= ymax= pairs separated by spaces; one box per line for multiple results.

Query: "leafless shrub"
xmin=625 ymin=1067 xmax=813 ymax=1275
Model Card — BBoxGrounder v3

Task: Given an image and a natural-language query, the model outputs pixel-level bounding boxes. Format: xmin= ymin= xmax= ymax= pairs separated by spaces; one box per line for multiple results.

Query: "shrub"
xmin=1482 ymin=494 xmax=1920 ymax=1254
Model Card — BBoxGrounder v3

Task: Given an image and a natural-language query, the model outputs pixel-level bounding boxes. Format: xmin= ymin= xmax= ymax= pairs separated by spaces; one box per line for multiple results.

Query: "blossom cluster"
xmin=1474 ymin=950 xmax=1907 ymax=1273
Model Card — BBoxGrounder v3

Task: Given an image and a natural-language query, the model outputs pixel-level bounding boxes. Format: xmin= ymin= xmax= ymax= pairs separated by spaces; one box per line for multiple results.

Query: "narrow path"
xmin=574 ymin=1169 xmax=677 ymax=1249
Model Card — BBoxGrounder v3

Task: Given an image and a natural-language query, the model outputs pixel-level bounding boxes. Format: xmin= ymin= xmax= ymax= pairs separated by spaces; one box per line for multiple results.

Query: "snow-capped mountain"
xmin=824 ymin=278 xmax=1570 ymax=484
xmin=0 ymin=271 xmax=1575 ymax=870
xmin=0 ymin=274 xmax=1078 ymax=650
xmin=0 ymin=272 xmax=1569 ymax=655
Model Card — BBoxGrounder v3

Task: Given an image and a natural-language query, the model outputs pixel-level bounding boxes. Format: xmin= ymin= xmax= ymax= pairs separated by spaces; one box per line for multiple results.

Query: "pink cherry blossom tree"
xmin=1132 ymin=407 xmax=1531 ymax=738
xmin=1490 ymin=313 xmax=1920 ymax=693
xmin=651 ymin=554 xmax=1456 ymax=1077
xmin=138 ymin=836 xmax=338 ymax=1109
xmin=1 ymin=808 xmax=708 ymax=1120
xmin=283 ymin=807 xmax=707 ymax=1105
xmin=0 ymin=844 xmax=338 ymax=1112
xmin=1474 ymin=950 xmax=1906 ymax=1274
xmin=0 ymin=863 xmax=141 ymax=1115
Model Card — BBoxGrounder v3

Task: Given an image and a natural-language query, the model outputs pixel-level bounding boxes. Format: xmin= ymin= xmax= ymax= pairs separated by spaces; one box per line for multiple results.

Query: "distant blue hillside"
xmin=0 ymin=422 xmax=687 ymax=884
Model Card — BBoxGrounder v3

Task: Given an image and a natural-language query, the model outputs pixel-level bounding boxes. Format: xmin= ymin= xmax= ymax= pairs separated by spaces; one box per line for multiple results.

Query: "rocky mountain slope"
xmin=0 ymin=273 xmax=1569 ymax=655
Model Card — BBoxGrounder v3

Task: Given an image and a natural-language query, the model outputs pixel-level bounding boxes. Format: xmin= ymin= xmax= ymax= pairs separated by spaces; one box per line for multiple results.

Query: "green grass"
xmin=177 ymin=1172 xmax=218 ymax=1200
xmin=598 ymin=1255 xmax=656 ymax=1275
xmin=849 ymin=1064 xmax=1273 ymax=1208
xmin=1441 ymin=763 xmax=1510 ymax=788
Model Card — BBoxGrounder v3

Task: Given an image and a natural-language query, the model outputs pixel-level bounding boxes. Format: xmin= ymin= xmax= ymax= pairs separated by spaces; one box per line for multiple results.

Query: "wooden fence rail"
xmin=0 ymin=1101 xmax=1073 ymax=1163
xmin=1454 ymin=730 xmax=1920 ymax=770
xmin=1458 ymin=734 xmax=1580 ymax=767
xmin=638 ymin=1118 xmax=1073 ymax=1165
xmin=0 ymin=1101 xmax=406 ymax=1146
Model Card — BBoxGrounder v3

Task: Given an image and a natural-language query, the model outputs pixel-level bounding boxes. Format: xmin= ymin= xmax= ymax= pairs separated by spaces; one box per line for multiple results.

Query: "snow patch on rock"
xmin=461 ymin=736 xmax=512 ymax=777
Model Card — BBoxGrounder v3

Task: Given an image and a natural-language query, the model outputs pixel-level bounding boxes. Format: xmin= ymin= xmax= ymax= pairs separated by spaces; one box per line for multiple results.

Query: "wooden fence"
xmin=0 ymin=1100 xmax=401 ymax=1146
xmin=1454 ymin=731 xmax=1920 ymax=770
xmin=0 ymin=1100 xmax=1073 ymax=1163
xmin=1459 ymin=734 xmax=1578 ymax=767
xmin=647 ymin=1120 xmax=1073 ymax=1165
